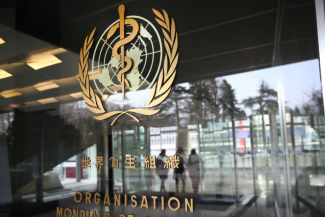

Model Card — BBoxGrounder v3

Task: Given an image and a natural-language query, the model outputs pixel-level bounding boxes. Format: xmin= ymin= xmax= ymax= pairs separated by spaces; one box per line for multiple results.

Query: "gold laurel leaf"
xmin=88 ymin=28 xmax=96 ymax=44
xmin=162 ymin=29 xmax=172 ymax=46
xmin=82 ymin=91 xmax=94 ymax=106
xmin=167 ymin=53 xmax=179 ymax=78
xmin=84 ymin=52 xmax=90 ymax=64
xmin=171 ymin=19 xmax=176 ymax=43
xmin=95 ymin=94 xmax=105 ymax=112
xmin=83 ymin=62 xmax=89 ymax=83
xmin=158 ymin=70 xmax=176 ymax=95
xmin=85 ymin=76 xmax=90 ymax=96
xmin=163 ymin=54 xmax=168 ymax=79
xmin=111 ymin=112 xmax=139 ymax=125
xmin=86 ymin=103 xmax=104 ymax=114
xmin=152 ymin=8 xmax=165 ymax=21
xmin=162 ymin=10 xmax=170 ymax=31
xmin=171 ymin=33 xmax=178 ymax=60
xmin=78 ymin=29 xmax=107 ymax=117
xmin=79 ymin=49 xmax=84 ymax=67
xmin=94 ymin=111 xmax=123 ymax=120
xmin=128 ymin=109 xmax=160 ymax=115
xmin=145 ymin=9 xmax=179 ymax=109
xmin=164 ymin=39 xmax=171 ymax=63
xmin=89 ymin=85 xmax=97 ymax=107
xmin=155 ymin=18 xmax=168 ymax=30
xmin=83 ymin=37 xmax=88 ymax=54
xmin=157 ymin=68 xmax=163 ymax=92
xmin=145 ymin=82 xmax=157 ymax=107
xmin=78 ymin=78 xmax=88 ymax=97
xmin=87 ymin=40 xmax=94 ymax=52
xmin=147 ymin=88 xmax=172 ymax=108
xmin=78 ymin=64 xmax=84 ymax=83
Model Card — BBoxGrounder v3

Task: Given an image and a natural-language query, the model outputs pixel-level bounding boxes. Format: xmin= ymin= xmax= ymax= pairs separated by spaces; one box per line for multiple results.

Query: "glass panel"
xmin=0 ymin=1 xmax=323 ymax=217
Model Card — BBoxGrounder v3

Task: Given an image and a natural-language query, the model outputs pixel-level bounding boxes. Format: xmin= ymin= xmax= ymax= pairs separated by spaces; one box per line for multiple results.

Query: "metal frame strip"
xmin=315 ymin=0 xmax=325 ymax=110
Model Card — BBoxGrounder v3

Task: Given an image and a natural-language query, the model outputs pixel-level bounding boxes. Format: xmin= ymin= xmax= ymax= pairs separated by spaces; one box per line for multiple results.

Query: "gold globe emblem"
xmin=78 ymin=5 xmax=179 ymax=125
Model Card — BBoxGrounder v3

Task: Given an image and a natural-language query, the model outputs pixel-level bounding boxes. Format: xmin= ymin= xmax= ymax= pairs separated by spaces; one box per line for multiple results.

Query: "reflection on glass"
xmin=0 ymin=1 xmax=323 ymax=216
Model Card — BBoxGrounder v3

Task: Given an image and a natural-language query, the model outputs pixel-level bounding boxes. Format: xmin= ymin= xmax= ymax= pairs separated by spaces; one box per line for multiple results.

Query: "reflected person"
xmin=219 ymin=151 xmax=225 ymax=176
xmin=156 ymin=149 xmax=168 ymax=192
xmin=291 ymin=166 xmax=325 ymax=217
xmin=188 ymin=149 xmax=203 ymax=193
xmin=174 ymin=147 xmax=186 ymax=192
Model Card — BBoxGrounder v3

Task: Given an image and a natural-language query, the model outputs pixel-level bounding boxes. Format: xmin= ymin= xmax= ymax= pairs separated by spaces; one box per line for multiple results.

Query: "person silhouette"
xmin=156 ymin=149 xmax=168 ymax=192
xmin=174 ymin=147 xmax=186 ymax=192
xmin=219 ymin=150 xmax=225 ymax=176
xmin=188 ymin=149 xmax=203 ymax=193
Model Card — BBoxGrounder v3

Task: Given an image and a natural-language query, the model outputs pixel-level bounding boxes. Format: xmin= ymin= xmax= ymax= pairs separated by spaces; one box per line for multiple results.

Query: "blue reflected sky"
xmin=108 ymin=59 xmax=322 ymax=116
xmin=225 ymin=59 xmax=321 ymax=115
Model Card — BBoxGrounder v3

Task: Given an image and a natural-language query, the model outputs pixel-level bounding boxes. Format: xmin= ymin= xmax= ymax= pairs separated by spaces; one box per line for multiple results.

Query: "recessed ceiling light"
xmin=34 ymin=81 xmax=59 ymax=91
xmin=27 ymin=54 xmax=62 ymax=70
xmin=0 ymin=90 xmax=22 ymax=98
xmin=0 ymin=69 xmax=12 ymax=79
xmin=0 ymin=38 xmax=5 ymax=45
xmin=44 ymin=48 xmax=67 ymax=55
xmin=0 ymin=103 xmax=27 ymax=111
xmin=70 ymin=92 xmax=83 ymax=99
xmin=38 ymin=97 xmax=58 ymax=104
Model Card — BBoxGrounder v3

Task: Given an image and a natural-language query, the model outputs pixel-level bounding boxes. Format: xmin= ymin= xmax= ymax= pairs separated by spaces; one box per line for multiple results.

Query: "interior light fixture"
xmin=0 ymin=69 xmax=12 ymax=79
xmin=0 ymin=38 xmax=5 ymax=44
xmin=34 ymin=81 xmax=59 ymax=91
xmin=38 ymin=97 xmax=58 ymax=104
xmin=0 ymin=90 xmax=22 ymax=98
xmin=70 ymin=92 xmax=83 ymax=99
xmin=44 ymin=48 xmax=67 ymax=55
xmin=27 ymin=54 xmax=62 ymax=70
xmin=0 ymin=103 xmax=26 ymax=111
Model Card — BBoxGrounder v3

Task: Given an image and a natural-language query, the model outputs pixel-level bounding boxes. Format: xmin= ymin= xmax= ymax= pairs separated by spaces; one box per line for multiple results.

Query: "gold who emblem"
xmin=78 ymin=5 xmax=179 ymax=125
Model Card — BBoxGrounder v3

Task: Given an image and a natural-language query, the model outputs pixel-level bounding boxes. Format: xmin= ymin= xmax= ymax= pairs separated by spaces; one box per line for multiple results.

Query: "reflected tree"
xmin=220 ymin=79 xmax=245 ymax=121
xmin=242 ymin=80 xmax=278 ymax=148
xmin=189 ymin=80 xmax=211 ymax=126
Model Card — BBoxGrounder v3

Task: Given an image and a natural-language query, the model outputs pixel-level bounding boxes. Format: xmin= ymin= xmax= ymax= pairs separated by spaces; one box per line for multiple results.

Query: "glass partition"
xmin=0 ymin=0 xmax=324 ymax=217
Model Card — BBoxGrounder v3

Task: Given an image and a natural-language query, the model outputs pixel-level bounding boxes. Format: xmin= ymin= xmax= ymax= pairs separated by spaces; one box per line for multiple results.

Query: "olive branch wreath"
xmin=78 ymin=8 xmax=178 ymax=126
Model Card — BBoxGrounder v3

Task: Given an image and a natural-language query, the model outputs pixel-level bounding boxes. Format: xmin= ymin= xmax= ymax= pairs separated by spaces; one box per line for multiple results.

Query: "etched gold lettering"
xmin=104 ymin=212 xmax=110 ymax=217
xmin=57 ymin=207 xmax=63 ymax=217
xmin=86 ymin=192 xmax=92 ymax=204
xmin=94 ymin=193 xmax=100 ymax=204
xmin=131 ymin=195 xmax=137 ymax=208
xmin=168 ymin=197 xmax=180 ymax=211
xmin=91 ymin=211 xmax=97 ymax=217
xmin=80 ymin=210 xmax=86 ymax=217
xmin=161 ymin=197 xmax=165 ymax=210
xmin=141 ymin=196 xmax=148 ymax=209
xmin=151 ymin=196 xmax=158 ymax=209
xmin=114 ymin=194 xmax=121 ymax=206
xmin=72 ymin=209 xmax=79 ymax=217
xmin=185 ymin=198 xmax=194 ymax=212
xmin=64 ymin=208 xmax=72 ymax=217
xmin=125 ymin=194 xmax=127 ymax=207
xmin=103 ymin=193 xmax=111 ymax=205
xmin=74 ymin=191 xmax=83 ymax=203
